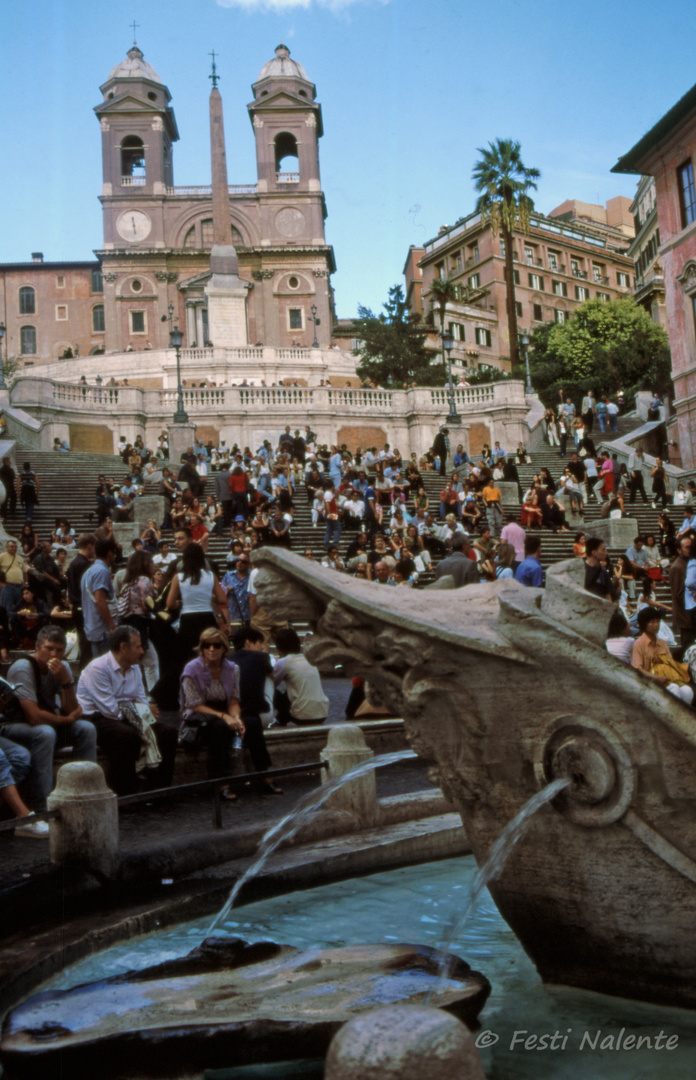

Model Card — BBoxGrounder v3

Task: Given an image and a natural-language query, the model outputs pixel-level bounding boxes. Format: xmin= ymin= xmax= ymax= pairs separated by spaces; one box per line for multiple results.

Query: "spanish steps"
xmin=8 ymin=415 xmax=673 ymax=618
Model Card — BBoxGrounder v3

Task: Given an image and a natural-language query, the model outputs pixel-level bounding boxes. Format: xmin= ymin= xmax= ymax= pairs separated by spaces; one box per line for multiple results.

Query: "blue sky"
xmin=1 ymin=0 xmax=693 ymax=317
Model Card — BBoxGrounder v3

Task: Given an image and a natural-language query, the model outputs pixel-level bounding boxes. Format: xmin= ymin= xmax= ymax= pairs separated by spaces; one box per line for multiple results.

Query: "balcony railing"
xmin=121 ymin=176 xmax=146 ymax=186
xmin=277 ymin=172 xmax=300 ymax=184
xmin=165 ymin=184 xmax=257 ymax=196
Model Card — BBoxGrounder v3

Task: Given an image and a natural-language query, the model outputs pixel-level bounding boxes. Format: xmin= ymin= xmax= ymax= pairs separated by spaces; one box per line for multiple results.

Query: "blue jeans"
xmin=0 ymin=736 xmax=31 ymax=788
xmin=597 ymin=413 xmax=607 ymax=433
xmin=324 ymin=518 xmax=342 ymax=549
xmin=0 ymin=721 xmax=97 ymax=811
xmin=2 ymin=583 xmax=22 ymax=613
xmin=90 ymin=636 xmax=110 ymax=658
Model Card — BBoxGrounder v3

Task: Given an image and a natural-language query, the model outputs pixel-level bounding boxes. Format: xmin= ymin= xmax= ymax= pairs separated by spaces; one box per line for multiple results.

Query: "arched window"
xmin=121 ymin=136 xmax=145 ymax=178
xmin=19 ymin=286 xmax=35 ymax=315
xmin=20 ymin=326 xmax=36 ymax=354
xmin=274 ymin=133 xmax=299 ymax=181
xmin=93 ymin=305 xmax=105 ymax=332
xmin=201 ymin=219 xmax=214 ymax=246
xmin=231 ymin=224 xmax=243 ymax=246
xmin=183 ymin=226 xmax=197 ymax=249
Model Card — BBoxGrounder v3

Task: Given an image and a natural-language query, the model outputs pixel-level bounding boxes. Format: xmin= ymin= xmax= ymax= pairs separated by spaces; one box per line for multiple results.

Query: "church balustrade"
xmin=429 ymin=385 xmax=496 ymax=408
xmin=238 ymin=386 xmax=314 ymax=407
xmin=9 ymin=377 xmax=533 ymax=434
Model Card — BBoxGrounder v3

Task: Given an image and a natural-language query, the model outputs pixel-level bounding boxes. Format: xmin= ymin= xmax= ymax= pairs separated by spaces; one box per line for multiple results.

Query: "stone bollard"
xmin=324 ymin=1004 xmax=486 ymax=1080
xmin=320 ymin=724 xmax=378 ymax=829
xmin=47 ymin=762 xmax=119 ymax=879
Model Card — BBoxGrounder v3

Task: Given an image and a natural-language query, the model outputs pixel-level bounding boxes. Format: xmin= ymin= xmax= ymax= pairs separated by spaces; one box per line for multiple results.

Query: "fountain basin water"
xmin=12 ymin=858 xmax=696 ymax=1080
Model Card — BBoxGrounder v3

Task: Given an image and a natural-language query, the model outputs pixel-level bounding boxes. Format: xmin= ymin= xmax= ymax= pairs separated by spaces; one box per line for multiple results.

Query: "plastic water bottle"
xmin=232 ymin=732 xmax=243 ymax=755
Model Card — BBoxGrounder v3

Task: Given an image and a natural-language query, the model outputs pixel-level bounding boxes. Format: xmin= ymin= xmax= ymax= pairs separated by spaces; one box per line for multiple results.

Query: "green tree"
xmin=472 ymin=138 xmax=540 ymax=368
xmin=525 ymin=296 xmax=671 ymax=406
xmin=352 ymin=285 xmax=439 ymax=386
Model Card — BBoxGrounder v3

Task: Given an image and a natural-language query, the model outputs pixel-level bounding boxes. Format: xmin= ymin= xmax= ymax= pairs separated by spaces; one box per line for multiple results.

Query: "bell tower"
xmin=249 ymin=43 xmax=323 ymax=198
xmin=95 ymin=44 xmax=179 ymax=247
xmin=247 ymin=44 xmax=334 ymax=348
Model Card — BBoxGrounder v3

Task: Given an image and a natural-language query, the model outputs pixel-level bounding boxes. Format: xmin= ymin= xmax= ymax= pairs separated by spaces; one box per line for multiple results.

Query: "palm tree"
xmin=472 ymin=139 xmax=540 ymax=369
xmin=429 ymin=276 xmax=457 ymax=338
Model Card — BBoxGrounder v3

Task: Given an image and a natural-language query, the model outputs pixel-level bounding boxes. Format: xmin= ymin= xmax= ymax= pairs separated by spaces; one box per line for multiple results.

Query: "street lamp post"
xmin=170 ymin=323 xmax=189 ymax=424
xmin=310 ymin=304 xmax=320 ymax=349
xmin=442 ymin=331 xmax=460 ymax=422
xmin=0 ymin=324 xmax=6 ymax=390
xmin=521 ymin=330 xmax=533 ymax=394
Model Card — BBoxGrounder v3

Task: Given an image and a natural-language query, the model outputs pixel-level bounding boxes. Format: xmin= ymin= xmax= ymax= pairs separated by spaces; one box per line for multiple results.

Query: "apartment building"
xmin=406 ymin=201 xmax=635 ymax=373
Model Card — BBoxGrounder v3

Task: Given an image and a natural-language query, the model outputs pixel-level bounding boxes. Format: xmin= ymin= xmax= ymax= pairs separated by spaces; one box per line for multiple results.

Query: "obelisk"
xmin=205 ymin=55 xmax=249 ymax=347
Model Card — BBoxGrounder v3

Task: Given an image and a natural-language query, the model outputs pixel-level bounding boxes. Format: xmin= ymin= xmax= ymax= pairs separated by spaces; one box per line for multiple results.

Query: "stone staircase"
xmin=9 ymin=433 xmax=674 ymax=615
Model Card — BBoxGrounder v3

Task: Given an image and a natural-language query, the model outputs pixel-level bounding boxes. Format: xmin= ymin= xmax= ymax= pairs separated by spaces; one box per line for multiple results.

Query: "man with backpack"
xmin=1 ymin=626 xmax=97 ymax=818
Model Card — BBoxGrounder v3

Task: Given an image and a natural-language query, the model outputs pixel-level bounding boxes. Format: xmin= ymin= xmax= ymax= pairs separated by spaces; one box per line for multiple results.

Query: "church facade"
xmin=0 ymin=42 xmax=336 ymax=364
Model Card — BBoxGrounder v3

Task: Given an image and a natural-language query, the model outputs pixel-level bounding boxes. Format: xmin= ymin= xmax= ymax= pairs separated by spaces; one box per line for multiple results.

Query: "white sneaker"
xmin=15 ymin=813 xmax=50 ymax=839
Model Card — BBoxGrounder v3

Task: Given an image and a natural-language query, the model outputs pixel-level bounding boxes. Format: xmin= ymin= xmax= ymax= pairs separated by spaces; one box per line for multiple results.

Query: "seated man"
xmin=541 ymin=494 xmax=569 ymax=533
xmin=1 ymin=626 xmax=97 ymax=817
xmin=268 ymin=507 xmax=292 ymax=548
xmin=625 ymin=535 xmax=651 ymax=584
xmin=76 ymin=626 xmax=177 ymax=796
xmin=272 ymin=627 xmax=329 ymax=727
xmin=435 ymin=533 xmax=479 ymax=588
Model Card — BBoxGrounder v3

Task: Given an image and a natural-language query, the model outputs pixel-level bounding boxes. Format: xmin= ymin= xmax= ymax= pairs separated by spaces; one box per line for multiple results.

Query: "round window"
xmin=288 ymin=276 xmax=299 ymax=290
xmin=148 ymin=92 xmax=157 ymax=101
xmin=131 ymin=279 xmax=142 ymax=293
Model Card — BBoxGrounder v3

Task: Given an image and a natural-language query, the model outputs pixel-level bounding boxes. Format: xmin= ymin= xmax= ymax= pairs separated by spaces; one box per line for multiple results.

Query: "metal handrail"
xmin=0 ymin=760 xmax=329 ymax=834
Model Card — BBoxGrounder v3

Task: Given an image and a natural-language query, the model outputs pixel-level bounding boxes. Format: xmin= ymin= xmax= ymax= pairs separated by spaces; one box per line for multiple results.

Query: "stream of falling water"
xmin=426 ymin=776 xmax=571 ymax=1001
xmin=207 ymin=748 xmax=417 ymax=936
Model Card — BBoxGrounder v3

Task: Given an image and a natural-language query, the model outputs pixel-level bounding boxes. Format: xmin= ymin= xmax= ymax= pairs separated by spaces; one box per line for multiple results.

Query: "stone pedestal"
xmin=167 ymin=422 xmax=197 ymax=469
xmin=497 ymin=480 xmax=520 ymax=505
xmin=320 ymin=724 xmax=377 ymax=828
xmin=205 ymin=247 xmax=249 ymax=347
xmin=112 ymin=522 xmax=139 ymax=551
xmin=47 ymin=762 xmax=119 ymax=879
xmin=133 ymin=495 xmax=166 ymax=528
xmin=585 ymin=517 xmax=639 ymax=549
xmin=325 ymin=1004 xmax=486 ymax=1080
xmin=445 ymin=423 xmax=470 ymax=473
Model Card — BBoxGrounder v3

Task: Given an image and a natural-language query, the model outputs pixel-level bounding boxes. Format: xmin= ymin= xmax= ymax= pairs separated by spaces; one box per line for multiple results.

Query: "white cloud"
xmin=217 ymin=0 xmax=389 ymax=11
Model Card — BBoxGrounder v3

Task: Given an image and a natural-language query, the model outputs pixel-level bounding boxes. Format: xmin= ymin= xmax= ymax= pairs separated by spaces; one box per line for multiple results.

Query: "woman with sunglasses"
xmin=179 ymin=627 xmax=279 ymax=799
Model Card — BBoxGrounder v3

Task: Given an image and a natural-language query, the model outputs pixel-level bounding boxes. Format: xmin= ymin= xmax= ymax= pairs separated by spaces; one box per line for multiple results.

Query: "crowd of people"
xmin=2 ymin=401 xmax=695 ymax=838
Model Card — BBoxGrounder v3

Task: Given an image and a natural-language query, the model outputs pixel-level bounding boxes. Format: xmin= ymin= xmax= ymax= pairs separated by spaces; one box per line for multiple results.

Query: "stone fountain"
xmin=243 ymin=549 xmax=696 ymax=1011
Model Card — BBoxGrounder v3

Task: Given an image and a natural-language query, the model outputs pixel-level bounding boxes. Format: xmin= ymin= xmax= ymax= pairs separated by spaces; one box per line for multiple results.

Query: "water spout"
xmin=428 ymin=777 xmax=570 ymax=999
xmin=207 ymin=749 xmax=417 ymax=936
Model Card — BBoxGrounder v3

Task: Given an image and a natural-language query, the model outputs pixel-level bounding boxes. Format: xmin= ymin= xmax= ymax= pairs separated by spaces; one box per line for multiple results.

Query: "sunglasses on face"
xmin=202 ymin=642 xmax=224 ymax=650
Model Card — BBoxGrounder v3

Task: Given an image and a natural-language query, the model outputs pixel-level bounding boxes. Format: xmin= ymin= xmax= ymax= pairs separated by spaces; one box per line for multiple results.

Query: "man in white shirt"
xmin=272 ymin=627 xmax=329 ymax=725
xmin=77 ymin=626 xmax=176 ymax=795
xmin=627 ymin=447 xmax=648 ymax=504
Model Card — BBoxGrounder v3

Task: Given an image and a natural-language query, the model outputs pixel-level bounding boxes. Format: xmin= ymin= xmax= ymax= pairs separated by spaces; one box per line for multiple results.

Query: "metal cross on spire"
xmin=130 ymin=20 xmax=140 ymax=44
xmin=209 ymin=50 xmax=219 ymax=88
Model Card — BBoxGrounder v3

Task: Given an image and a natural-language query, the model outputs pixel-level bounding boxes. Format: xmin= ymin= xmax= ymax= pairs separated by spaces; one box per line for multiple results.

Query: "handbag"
xmin=650 ymin=655 xmax=690 ymax=686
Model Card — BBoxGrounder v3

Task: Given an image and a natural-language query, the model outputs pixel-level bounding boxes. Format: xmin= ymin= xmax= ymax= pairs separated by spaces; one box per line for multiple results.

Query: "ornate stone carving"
xmin=103 ymin=272 xmax=118 ymax=283
xmin=253 ymin=115 xmax=264 ymax=128
xmin=251 ymin=547 xmax=696 ymax=1010
xmin=151 ymin=117 xmax=164 ymax=131
xmin=100 ymin=119 xmax=110 ymax=132
xmin=305 ymin=113 xmax=316 ymax=127
xmin=251 ymin=269 xmax=275 ymax=281
xmin=155 ymin=271 xmax=179 ymax=283
xmin=1 ymin=940 xmax=489 ymax=1077
xmin=312 ymin=268 xmax=330 ymax=278
xmin=678 ymin=260 xmax=696 ymax=295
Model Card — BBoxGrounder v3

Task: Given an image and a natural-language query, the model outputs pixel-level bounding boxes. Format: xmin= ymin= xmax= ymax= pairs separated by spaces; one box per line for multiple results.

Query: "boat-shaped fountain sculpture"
xmin=249 ymin=549 xmax=696 ymax=1011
